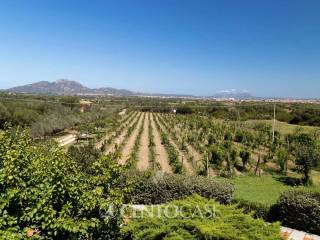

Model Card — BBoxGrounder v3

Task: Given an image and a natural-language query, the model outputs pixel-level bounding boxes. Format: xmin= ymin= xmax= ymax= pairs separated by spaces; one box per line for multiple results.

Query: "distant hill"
xmin=6 ymin=79 xmax=195 ymax=98
xmin=8 ymin=79 xmax=91 ymax=95
xmin=7 ymin=79 xmax=138 ymax=96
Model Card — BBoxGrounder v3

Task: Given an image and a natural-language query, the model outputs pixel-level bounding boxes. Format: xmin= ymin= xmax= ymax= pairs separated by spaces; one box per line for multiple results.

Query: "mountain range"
xmin=6 ymin=79 xmax=138 ymax=97
xmin=5 ymin=79 xmax=254 ymax=99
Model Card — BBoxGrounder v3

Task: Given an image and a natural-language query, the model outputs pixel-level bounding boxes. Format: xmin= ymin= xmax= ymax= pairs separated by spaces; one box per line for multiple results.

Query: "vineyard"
xmin=90 ymin=110 xmax=201 ymax=174
xmin=88 ymin=109 xmax=320 ymax=185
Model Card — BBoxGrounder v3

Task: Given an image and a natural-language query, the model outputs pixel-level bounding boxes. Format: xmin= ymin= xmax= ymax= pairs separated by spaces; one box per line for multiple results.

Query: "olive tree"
xmin=291 ymin=133 xmax=320 ymax=184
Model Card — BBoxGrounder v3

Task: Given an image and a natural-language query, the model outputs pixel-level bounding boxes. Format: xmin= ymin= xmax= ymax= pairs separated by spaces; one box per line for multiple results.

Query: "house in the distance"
xmin=79 ymin=100 xmax=93 ymax=113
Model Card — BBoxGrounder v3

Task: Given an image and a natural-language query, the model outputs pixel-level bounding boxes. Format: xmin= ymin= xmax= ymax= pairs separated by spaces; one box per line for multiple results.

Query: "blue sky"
xmin=0 ymin=0 xmax=319 ymax=98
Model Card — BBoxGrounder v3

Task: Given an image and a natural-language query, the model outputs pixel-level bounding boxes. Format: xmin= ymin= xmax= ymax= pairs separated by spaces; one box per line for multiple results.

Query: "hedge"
xmin=234 ymin=189 xmax=320 ymax=235
xmin=274 ymin=190 xmax=320 ymax=235
xmin=126 ymin=172 xmax=234 ymax=204
xmin=233 ymin=199 xmax=270 ymax=220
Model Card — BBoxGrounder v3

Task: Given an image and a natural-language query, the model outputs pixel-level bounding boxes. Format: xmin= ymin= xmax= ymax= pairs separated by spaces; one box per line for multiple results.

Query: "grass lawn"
xmin=232 ymin=174 xmax=320 ymax=205
xmin=312 ymin=170 xmax=320 ymax=186
xmin=245 ymin=120 xmax=319 ymax=135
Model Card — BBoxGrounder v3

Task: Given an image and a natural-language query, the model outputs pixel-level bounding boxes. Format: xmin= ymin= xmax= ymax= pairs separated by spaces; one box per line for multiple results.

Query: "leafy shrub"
xmin=126 ymin=172 xmax=234 ymax=204
xmin=272 ymin=190 xmax=320 ymax=235
xmin=0 ymin=128 xmax=125 ymax=239
xmin=121 ymin=195 xmax=282 ymax=240
xmin=0 ymin=103 xmax=10 ymax=128
xmin=239 ymin=149 xmax=251 ymax=168
xmin=208 ymin=145 xmax=225 ymax=167
xmin=235 ymin=130 xmax=245 ymax=143
xmin=165 ymin=143 xmax=183 ymax=174
xmin=68 ymin=141 xmax=102 ymax=173
xmin=176 ymin=106 xmax=193 ymax=115
xmin=233 ymin=199 xmax=270 ymax=220
xmin=231 ymin=186 xmax=320 ymax=235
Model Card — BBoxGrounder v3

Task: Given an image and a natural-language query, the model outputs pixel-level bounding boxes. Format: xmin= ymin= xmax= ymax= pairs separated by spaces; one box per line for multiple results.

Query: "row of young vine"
xmin=148 ymin=113 xmax=157 ymax=171
xmin=113 ymin=112 xmax=143 ymax=157
xmin=157 ymin=113 xmax=198 ymax=171
xmin=153 ymin=114 xmax=183 ymax=173
xmin=100 ymin=110 xmax=138 ymax=152
xmin=126 ymin=113 xmax=146 ymax=168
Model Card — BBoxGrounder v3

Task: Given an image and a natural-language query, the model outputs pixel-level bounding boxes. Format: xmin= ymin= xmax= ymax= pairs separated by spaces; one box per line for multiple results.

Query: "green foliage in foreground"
xmin=122 ymin=195 xmax=282 ymax=240
xmin=0 ymin=128 xmax=125 ymax=239
xmin=275 ymin=190 xmax=320 ymax=235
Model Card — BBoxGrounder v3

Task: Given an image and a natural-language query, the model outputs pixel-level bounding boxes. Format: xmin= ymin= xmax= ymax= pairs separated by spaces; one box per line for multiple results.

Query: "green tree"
xmin=276 ymin=147 xmax=289 ymax=174
xmin=239 ymin=149 xmax=250 ymax=168
xmin=223 ymin=141 xmax=237 ymax=176
xmin=292 ymin=133 xmax=320 ymax=184
xmin=0 ymin=127 xmax=125 ymax=239
xmin=0 ymin=103 xmax=10 ymax=127
xmin=59 ymin=96 xmax=79 ymax=110
xmin=208 ymin=146 xmax=225 ymax=168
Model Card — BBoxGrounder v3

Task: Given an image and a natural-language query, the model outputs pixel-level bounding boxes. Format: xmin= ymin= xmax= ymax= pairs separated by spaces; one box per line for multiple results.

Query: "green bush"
xmin=0 ymin=128 xmax=125 ymax=239
xmin=68 ymin=141 xmax=102 ymax=173
xmin=233 ymin=199 xmax=270 ymax=220
xmin=127 ymin=172 xmax=234 ymax=205
xmin=273 ymin=190 xmax=320 ymax=235
xmin=232 ymin=188 xmax=320 ymax=235
xmin=121 ymin=195 xmax=282 ymax=240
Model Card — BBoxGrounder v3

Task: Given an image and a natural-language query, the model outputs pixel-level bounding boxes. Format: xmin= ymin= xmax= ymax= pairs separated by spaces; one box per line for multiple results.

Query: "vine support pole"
xmin=272 ymin=102 xmax=276 ymax=143
xmin=206 ymin=152 xmax=209 ymax=178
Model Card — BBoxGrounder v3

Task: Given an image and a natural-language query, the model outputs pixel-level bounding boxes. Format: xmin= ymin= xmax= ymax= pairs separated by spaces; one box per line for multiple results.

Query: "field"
xmin=71 ymin=108 xmax=319 ymax=206
xmin=50 ymin=104 xmax=320 ymax=185
xmin=245 ymin=119 xmax=320 ymax=135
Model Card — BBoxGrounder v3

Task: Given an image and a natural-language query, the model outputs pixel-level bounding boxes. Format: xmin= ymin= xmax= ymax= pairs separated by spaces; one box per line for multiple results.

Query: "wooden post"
xmin=227 ymin=153 xmax=233 ymax=176
xmin=255 ymin=151 xmax=261 ymax=176
xmin=207 ymin=152 xmax=209 ymax=178
xmin=285 ymin=136 xmax=290 ymax=176
xmin=182 ymin=155 xmax=184 ymax=167
xmin=272 ymin=103 xmax=276 ymax=143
